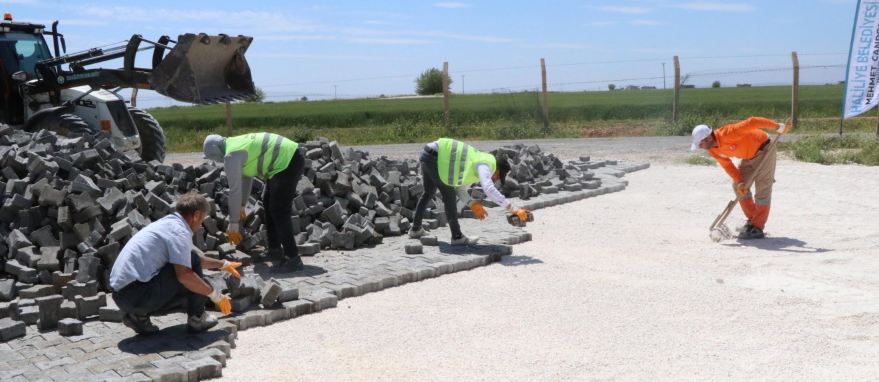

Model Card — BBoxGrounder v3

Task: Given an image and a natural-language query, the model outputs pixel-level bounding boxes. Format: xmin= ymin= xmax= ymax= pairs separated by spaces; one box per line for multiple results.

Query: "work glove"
xmin=470 ymin=201 xmax=487 ymax=220
xmin=207 ymin=288 xmax=232 ymax=316
xmin=227 ymin=223 xmax=242 ymax=246
xmin=221 ymin=260 xmax=242 ymax=279
xmin=239 ymin=210 xmax=246 ymax=224
xmin=777 ymin=123 xmax=786 ymax=135
xmin=511 ymin=207 xmax=530 ymax=222
xmin=734 ymin=182 xmax=748 ymax=198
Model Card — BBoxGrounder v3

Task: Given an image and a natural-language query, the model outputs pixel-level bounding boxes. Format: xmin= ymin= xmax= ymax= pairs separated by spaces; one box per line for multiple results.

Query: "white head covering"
xmin=690 ymin=125 xmax=711 ymax=151
xmin=203 ymin=134 xmax=226 ymax=162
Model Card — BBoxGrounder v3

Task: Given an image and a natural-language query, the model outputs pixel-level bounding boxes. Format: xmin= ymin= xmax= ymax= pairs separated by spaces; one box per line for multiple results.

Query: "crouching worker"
xmin=203 ymin=133 xmax=306 ymax=272
xmin=110 ymin=192 xmax=240 ymax=335
xmin=409 ymin=138 xmax=531 ymax=245
xmin=690 ymin=116 xmax=787 ymax=239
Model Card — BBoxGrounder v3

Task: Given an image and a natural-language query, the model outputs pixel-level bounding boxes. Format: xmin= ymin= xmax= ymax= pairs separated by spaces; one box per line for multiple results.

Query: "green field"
xmin=148 ymin=85 xmax=876 ymax=152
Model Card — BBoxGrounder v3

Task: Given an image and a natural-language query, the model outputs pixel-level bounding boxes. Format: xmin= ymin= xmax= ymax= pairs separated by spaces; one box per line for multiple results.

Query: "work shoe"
xmin=736 ymin=221 xmax=754 ymax=233
xmin=738 ymin=226 xmax=765 ymax=240
xmin=272 ymin=256 xmax=305 ymax=273
xmin=122 ymin=313 xmax=159 ymax=335
xmin=451 ymin=235 xmax=480 ymax=246
xmin=187 ymin=312 xmax=219 ymax=333
xmin=408 ymin=228 xmax=427 ymax=239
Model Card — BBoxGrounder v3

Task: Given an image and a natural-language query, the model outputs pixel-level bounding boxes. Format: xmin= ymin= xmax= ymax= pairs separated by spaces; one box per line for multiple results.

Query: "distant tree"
xmin=415 ymin=68 xmax=452 ymax=95
xmin=247 ymin=86 xmax=266 ymax=102
xmin=300 ymin=96 xmax=308 ymax=101
xmin=608 ymin=84 xmax=616 ymax=91
xmin=712 ymin=81 xmax=721 ymax=88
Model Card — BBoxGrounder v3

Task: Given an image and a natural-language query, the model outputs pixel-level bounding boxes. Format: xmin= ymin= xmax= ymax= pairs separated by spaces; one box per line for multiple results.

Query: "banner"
xmin=843 ymin=0 xmax=879 ymax=119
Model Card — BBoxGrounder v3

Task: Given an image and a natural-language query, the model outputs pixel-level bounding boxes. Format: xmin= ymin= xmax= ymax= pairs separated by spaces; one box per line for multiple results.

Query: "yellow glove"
xmin=208 ymin=289 xmax=232 ymax=316
xmin=227 ymin=231 xmax=242 ymax=246
xmin=221 ymin=260 xmax=242 ymax=279
xmin=470 ymin=202 xmax=487 ymax=220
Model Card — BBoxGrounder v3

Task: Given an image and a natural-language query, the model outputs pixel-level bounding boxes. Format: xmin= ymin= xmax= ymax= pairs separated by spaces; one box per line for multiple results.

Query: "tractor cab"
xmin=0 ymin=13 xmax=54 ymax=124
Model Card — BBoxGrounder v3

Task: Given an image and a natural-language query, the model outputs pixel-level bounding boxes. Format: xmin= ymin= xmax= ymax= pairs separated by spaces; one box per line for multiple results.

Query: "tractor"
xmin=0 ymin=12 xmax=255 ymax=162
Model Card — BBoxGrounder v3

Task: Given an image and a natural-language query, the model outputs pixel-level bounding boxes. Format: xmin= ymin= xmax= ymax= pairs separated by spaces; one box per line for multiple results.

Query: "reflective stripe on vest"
xmin=436 ymin=138 xmax=496 ymax=187
xmin=224 ymin=133 xmax=298 ymax=178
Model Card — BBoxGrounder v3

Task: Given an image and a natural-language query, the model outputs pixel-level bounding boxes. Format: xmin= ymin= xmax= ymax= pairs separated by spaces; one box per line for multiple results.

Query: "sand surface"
xmin=220 ymin=148 xmax=879 ymax=381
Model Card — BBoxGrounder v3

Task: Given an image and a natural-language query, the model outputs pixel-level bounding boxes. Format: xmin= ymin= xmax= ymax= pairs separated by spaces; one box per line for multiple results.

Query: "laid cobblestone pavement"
xmin=0 ymin=163 xmax=647 ymax=381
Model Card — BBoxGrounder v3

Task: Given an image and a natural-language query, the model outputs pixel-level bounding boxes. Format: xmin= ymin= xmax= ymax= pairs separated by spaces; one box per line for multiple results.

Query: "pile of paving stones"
xmin=489 ymin=144 xmax=606 ymax=201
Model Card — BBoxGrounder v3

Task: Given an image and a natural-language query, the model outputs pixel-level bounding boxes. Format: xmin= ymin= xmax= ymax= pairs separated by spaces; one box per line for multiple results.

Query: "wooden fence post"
xmin=541 ymin=58 xmax=549 ymax=134
xmin=673 ymin=55 xmax=680 ymax=122
xmin=225 ymin=102 xmax=233 ymax=136
xmin=791 ymin=51 xmax=799 ymax=131
xmin=442 ymin=62 xmax=450 ymax=129
xmin=130 ymin=88 xmax=138 ymax=108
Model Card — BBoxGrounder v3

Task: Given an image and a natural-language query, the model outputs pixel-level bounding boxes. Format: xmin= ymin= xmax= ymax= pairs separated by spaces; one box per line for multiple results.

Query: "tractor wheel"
xmin=38 ymin=113 xmax=96 ymax=137
xmin=128 ymin=107 xmax=166 ymax=163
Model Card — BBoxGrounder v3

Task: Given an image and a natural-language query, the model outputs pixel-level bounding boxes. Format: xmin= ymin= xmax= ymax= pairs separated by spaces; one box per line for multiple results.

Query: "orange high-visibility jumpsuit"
xmin=707 ymin=117 xmax=782 ymax=230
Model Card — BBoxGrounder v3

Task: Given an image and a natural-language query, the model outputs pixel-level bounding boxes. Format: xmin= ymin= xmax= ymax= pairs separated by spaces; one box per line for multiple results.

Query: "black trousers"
xmin=412 ymin=148 xmax=463 ymax=239
xmin=112 ymin=251 xmax=206 ymax=318
xmin=264 ymin=147 xmax=306 ymax=259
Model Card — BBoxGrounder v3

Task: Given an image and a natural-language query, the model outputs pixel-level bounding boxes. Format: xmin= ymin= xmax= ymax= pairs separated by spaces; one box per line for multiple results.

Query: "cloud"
xmin=0 ymin=0 xmax=37 ymax=4
xmin=540 ymin=42 xmax=592 ymax=49
xmin=630 ymin=19 xmax=663 ymax=26
xmin=78 ymin=6 xmax=320 ymax=32
xmin=598 ymin=6 xmax=651 ymax=14
xmin=672 ymin=2 xmax=755 ymax=12
xmin=422 ymin=31 xmax=513 ymax=44
xmin=251 ymin=53 xmax=402 ymax=61
xmin=347 ymin=37 xmax=432 ymax=45
xmin=433 ymin=2 xmax=471 ymax=8
xmin=258 ymin=34 xmax=337 ymax=41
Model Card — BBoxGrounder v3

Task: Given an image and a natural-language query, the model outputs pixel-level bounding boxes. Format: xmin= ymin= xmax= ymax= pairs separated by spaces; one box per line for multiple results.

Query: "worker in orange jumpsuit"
xmin=690 ymin=117 xmax=787 ymax=239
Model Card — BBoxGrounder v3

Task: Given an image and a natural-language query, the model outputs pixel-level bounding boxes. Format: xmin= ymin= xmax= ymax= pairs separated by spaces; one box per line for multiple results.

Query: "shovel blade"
xmin=151 ymin=33 xmax=255 ymax=104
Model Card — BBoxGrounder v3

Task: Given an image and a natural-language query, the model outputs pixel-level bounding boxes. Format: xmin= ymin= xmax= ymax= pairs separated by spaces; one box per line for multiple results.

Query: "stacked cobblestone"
xmin=490 ymin=144 xmax=605 ymax=200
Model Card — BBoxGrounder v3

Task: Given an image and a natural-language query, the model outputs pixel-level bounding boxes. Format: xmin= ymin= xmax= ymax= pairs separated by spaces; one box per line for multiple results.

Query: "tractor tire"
xmin=128 ymin=107 xmax=166 ymax=163
xmin=37 ymin=113 xmax=97 ymax=137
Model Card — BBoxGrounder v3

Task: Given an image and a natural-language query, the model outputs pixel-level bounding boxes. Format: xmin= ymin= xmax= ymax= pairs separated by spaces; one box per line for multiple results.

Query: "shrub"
xmin=415 ymin=68 xmax=451 ymax=95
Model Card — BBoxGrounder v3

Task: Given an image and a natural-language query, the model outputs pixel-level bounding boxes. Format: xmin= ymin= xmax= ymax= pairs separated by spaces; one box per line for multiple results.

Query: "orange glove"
xmin=734 ymin=182 xmax=748 ymax=198
xmin=208 ymin=289 xmax=232 ymax=316
xmin=227 ymin=231 xmax=242 ymax=246
xmin=221 ymin=260 xmax=242 ymax=279
xmin=470 ymin=202 xmax=487 ymax=220
xmin=512 ymin=208 xmax=529 ymax=222
xmin=239 ymin=210 xmax=246 ymax=224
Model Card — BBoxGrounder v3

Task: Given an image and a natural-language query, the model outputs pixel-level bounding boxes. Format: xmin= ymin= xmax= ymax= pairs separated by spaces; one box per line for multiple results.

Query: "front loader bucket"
xmin=151 ymin=33 xmax=255 ymax=104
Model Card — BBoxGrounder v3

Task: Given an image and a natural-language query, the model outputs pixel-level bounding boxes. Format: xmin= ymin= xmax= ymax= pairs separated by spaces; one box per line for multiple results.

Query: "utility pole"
xmin=662 ymin=63 xmax=667 ymax=90
xmin=462 ymin=75 xmax=465 ymax=94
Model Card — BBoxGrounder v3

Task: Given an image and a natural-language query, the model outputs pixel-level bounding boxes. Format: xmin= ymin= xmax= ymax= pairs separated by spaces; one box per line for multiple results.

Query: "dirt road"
xmin=220 ymin=149 xmax=879 ymax=381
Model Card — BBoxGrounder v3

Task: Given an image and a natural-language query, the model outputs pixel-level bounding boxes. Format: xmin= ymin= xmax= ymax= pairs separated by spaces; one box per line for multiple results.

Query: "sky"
xmin=2 ymin=0 xmax=859 ymax=107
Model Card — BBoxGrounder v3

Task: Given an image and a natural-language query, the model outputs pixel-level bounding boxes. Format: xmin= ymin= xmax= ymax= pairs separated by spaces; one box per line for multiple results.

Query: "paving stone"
xmin=420 ymin=235 xmax=439 ymax=246
xmin=404 ymin=244 xmax=423 ymax=254
xmin=260 ymin=279 xmax=282 ymax=307
xmin=0 ymin=279 xmax=16 ymax=302
xmin=57 ymin=318 xmax=83 ymax=336
xmin=0 ymin=318 xmax=26 ymax=341
xmin=300 ymin=292 xmax=338 ymax=312
xmin=282 ymin=299 xmax=313 ymax=318
xmin=74 ymin=293 xmax=106 ymax=319
xmin=18 ymin=285 xmax=55 ymax=299
xmin=98 ymin=297 xmax=123 ymax=322
xmin=35 ymin=295 xmax=63 ymax=330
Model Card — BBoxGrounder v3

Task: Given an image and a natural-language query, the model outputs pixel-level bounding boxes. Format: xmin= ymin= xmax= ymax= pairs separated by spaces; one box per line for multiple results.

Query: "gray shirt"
xmin=109 ymin=213 xmax=193 ymax=291
xmin=223 ymin=151 xmax=253 ymax=226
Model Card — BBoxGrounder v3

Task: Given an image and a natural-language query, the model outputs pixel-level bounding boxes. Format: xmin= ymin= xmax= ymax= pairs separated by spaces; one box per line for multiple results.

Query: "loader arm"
xmin=28 ymin=33 xmax=254 ymax=105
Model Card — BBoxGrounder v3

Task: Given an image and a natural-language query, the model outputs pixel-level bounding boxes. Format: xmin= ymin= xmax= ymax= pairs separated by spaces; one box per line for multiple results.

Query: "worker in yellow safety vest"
xmin=410 ymin=138 xmax=531 ymax=245
xmin=203 ymin=133 xmax=305 ymax=272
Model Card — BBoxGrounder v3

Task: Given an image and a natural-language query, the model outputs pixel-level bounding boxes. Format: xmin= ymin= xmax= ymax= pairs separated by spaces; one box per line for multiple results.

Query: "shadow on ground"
xmin=117 ymin=325 xmax=229 ymax=355
xmin=500 ymin=255 xmax=544 ymax=267
xmin=723 ymin=236 xmax=832 ymax=254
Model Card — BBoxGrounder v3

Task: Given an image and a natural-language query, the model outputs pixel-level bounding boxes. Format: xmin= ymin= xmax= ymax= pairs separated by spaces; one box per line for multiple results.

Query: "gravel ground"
xmin=220 ymin=153 xmax=879 ymax=381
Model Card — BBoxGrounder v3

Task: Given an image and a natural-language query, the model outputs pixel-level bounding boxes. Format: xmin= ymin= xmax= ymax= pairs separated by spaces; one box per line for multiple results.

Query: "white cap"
xmin=690 ymin=124 xmax=711 ymax=151
xmin=203 ymin=134 xmax=226 ymax=162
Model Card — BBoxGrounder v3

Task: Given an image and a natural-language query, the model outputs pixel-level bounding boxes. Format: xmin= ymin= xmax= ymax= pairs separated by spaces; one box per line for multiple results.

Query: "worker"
xmin=110 ymin=192 xmax=239 ymax=335
xmin=409 ymin=138 xmax=531 ymax=244
xmin=690 ymin=117 xmax=787 ymax=239
xmin=203 ymin=132 xmax=305 ymax=272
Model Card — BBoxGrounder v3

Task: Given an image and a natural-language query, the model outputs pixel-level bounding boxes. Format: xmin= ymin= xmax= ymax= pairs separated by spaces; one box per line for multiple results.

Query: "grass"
xmin=684 ymin=153 xmax=716 ymax=166
xmin=779 ymin=134 xmax=879 ymax=165
xmin=148 ymin=84 xmax=879 ymax=155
